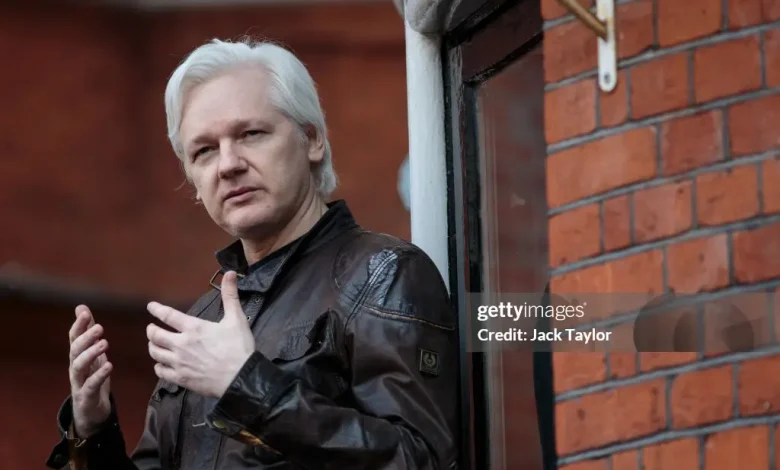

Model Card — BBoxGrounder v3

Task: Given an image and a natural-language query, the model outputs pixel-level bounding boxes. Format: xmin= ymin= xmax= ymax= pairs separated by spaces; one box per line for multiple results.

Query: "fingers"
xmin=148 ymin=341 xmax=176 ymax=366
xmin=220 ymin=271 xmax=245 ymax=323
xmin=221 ymin=271 xmax=240 ymax=306
xmin=69 ymin=306 xmax=94 ymax=344
xmin=146 ymin=323 xmax=179 ymax=350
xmin=71 ymin=339 xmax=108 ymax=383
xmin=70 ymin=324 xmax=104 ymax=363
xmin=147 ymin=302 xmax=198 ymax=332
xmin=81 ymin=361 xmax=112 ymax=396
xmin=153 ymin=362 xmax=178 ymax=385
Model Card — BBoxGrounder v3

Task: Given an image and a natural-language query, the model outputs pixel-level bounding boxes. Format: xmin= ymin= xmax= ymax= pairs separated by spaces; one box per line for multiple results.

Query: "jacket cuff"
xmin=45 ymin=395 xmax=125 ymax=469
xmin=207 ymin=351 xmax=293 ymax=437
xmin=46 ymin=396 xmax=79 ymax=469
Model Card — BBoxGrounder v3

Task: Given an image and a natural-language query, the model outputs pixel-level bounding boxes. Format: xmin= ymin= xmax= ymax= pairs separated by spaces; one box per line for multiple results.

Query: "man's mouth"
xmin=223 ymin=187 xmax=258 ymax=202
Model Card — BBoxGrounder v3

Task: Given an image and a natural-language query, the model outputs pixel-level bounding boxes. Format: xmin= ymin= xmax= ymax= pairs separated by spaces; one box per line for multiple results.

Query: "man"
xmin=46 ymin=38 xmax=459 ymax=470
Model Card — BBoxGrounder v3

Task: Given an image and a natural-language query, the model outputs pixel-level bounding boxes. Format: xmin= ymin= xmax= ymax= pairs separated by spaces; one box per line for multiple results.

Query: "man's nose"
xmin=217 ymin=141 xmax=247 ymax=178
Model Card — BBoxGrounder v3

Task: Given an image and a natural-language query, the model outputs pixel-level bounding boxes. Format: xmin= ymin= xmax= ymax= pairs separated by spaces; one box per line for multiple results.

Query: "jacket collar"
xmin=213 ymin=200 xmax=358 ymax=294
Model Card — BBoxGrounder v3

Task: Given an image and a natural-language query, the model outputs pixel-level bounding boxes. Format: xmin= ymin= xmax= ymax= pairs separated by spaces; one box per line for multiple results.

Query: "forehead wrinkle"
xmin=179 ymin=68 xmax=278 ymax=152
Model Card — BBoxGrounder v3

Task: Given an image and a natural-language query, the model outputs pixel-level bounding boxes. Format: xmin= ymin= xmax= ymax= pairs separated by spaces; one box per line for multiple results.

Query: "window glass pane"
xmin=474 ymin=41 xmax=548 ymax=470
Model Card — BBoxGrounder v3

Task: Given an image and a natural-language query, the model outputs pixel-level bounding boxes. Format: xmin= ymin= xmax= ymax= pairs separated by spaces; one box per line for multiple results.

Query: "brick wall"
xmin=543 ymin=0 xmax=780 ymax=468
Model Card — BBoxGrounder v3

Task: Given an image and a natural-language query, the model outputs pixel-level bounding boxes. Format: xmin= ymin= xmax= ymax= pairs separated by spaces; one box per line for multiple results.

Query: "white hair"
xmin=164 ymin=38 xmax=337 ymax=198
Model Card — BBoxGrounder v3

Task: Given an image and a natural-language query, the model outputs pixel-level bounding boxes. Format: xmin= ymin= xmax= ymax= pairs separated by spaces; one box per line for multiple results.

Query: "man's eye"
xmin=242 ymin=129 xmax=263 ymax=138
xmin=192 ymin=146 xmax=214 ymax=160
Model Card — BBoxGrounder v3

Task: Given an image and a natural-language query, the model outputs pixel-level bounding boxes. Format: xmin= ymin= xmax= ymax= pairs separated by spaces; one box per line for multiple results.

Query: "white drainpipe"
xmin=404 ymin=22 xmax=449 ymax=292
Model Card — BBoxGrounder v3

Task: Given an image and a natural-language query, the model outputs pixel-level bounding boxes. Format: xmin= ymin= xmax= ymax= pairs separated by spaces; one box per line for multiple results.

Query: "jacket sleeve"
xmin=45 ymin=395 xmax=161 ymax=470
xmin=205 ymin=247 xmax=460 ymax=469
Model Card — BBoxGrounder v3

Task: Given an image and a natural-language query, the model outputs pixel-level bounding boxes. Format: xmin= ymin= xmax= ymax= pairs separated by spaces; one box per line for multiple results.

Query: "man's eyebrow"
xmin=186 ymin=119 xmax=258 ymax=151
xmin=188 ymin=133 xmax=214 ymax=148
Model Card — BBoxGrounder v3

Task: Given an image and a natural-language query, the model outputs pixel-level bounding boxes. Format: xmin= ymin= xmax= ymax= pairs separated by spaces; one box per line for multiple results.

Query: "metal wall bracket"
xmin=556 ymin=0 xmax=617 ymax=92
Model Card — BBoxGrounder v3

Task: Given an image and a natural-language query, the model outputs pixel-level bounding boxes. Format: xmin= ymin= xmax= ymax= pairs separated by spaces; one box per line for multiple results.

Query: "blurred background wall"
xmin=0 ymin=1 xmax=409 ymax=468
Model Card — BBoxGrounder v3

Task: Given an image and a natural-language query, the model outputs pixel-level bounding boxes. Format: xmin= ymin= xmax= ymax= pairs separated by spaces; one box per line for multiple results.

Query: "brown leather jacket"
xmin=46 ymin=201 xmax=459 ymax=470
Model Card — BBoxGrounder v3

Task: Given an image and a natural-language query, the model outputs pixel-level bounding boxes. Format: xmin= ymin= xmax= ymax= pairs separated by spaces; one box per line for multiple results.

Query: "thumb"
xmin=220 ymin=271 xmax=245 ymax=323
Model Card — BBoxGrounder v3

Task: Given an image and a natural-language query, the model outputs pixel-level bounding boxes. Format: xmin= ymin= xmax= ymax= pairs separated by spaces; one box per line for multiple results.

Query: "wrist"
xmin=73 ymin=419 xmax=103 ymax=440
xmin=217 ymin=350 xmax=254 ymax=397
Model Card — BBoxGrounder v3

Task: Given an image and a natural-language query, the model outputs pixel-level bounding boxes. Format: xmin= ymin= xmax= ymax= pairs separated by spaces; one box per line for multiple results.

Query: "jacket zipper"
xmin=175 ymin=299 xmax=222 ymax=470
xmin=172 ymin=389 xmax=188 ymax=470
xmin=212 ymin=435 xmax=225 ymax=470
xmin=211 ymin=301 xmax=231 ymax=470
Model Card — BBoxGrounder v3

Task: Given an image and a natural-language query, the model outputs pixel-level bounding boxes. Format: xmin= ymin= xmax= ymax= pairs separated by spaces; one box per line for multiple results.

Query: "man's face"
xmin=179 ymin=65 xmax=323 ymax=238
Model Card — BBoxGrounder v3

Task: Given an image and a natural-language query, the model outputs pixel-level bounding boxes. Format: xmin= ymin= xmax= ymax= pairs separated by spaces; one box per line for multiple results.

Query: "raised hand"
xmin=69 ymin=305 xmax=113 ymax=438
xmin=146 ymin=271 xmax=256 ymax=398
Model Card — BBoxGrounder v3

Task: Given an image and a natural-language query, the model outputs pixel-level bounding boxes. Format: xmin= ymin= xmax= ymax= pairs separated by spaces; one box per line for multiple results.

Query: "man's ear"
xmin=305 ymin=124 xmax=325 ymax=164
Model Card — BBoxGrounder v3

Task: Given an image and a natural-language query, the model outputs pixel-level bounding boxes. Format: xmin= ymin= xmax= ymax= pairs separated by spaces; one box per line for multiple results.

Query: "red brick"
xmin=559 ymin=458 xmax=607 ymax=470
xmin=549 ymin=204 xmax=601 ymax=267
xmin=775 ymin=288 xmax=780 ymax=345
xmin=769 ymin=0 xmax=780 ymax=20
xmin=762 ymin=156 xmax=780 ymax=213
xmin=643 ymin=438 xmax=699 ymax=470
xmin=671 ymin=365 xmax=733 ymax=428
xmin=608 ymin=322 xmax=637 ymax=379
xmin=542 ymin=0 xmax=594 ymax=20
xmin=634 ymin=181 xmax=693 ymax=242
xmin=667 ymin=235 xmax=729 ymax=294
xmin=599 ymin=70 xmax=628 ymax=127
xmin=766 ymin=29 xmax=780 ymax=87
xmin=545 ymin=79 xmax=597 ymax=144
xmin=729 ymin=94 xmax=780 ymax=156
xmin=729 ymin=0 xmax=762 ymax=27
xmin=630 ymin=53 xmax=690 ymax=119
xmin=544 ymin=20 xmax=597 ymax=83
xmin=551 ymin=250 xmax=665 ymax=296
xmin=696 ymin=165 xmax=760 ymax=225
xmin=547 ymin=128 xmax=657 ymax=208
xmin=640 ymin=352 xmax=698 ymax=372
xmin=704 ymin=427 xmax=769 ymax=470
xmin=728 ymin=0 xmax=780 ymax=27
xmin=661 ymin=113 xmax=724 ymax=175
xmin=612 ymin=450 xmax=638 ymax=470
xmin=609 ymin=352 xmax=637 ymax=379
xmin=553 ymin=353 xmax=607 ymax=393
xmin=733 ymin=222 xmax=780 ymax=282
xmin=603 ymin=195 xmax=631 ymax=251
xmin=616 ymin=0 xmax=654 ymax=59
xmin=551 ymin=250 xmax=664 ymax=321
xmin=555 ymin=380 xmax=666 ymax=455
xmin=658 ymin=0 xmax=723 ymax=46
xmin=739 ymin=355 xmax=780 ymax=415
xmin=661 ymin=110 xmax=724 ymax=176
xmin=694 ymin=36 xmax=762 ymax=103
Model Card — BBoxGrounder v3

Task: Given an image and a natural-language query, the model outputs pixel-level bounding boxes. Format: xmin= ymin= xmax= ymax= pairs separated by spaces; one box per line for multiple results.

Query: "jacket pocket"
xmin=151 ymin=380 xmax=182 ymax=402
xmin=270 ymin=310 xmax=347 ymax=398
xmin=272 ymin=311 xmax=333 ymax=363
